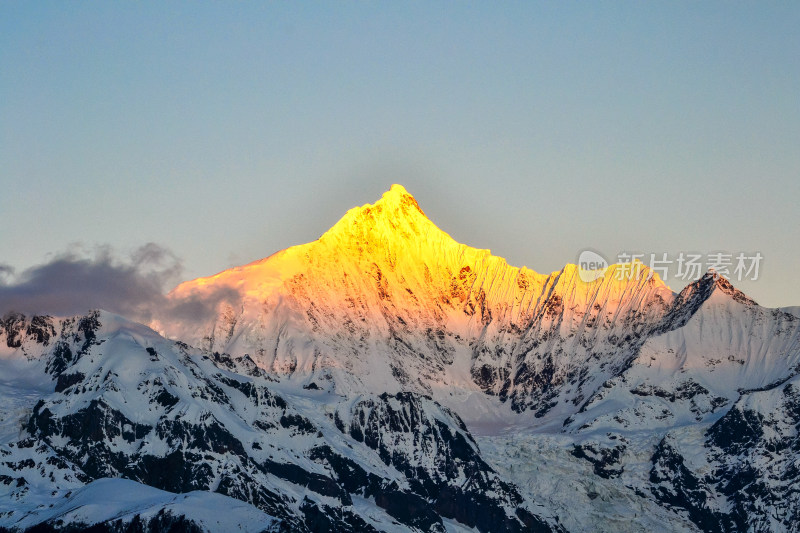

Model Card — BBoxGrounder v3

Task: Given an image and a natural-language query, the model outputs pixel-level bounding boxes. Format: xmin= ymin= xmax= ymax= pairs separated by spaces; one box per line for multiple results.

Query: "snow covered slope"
xmin=650 ymin=370 xmax=800 ymax=532
xmin=570 ymin=274 xmax=800 ymax=434
xmin=549 ymin=275 xmax=800 ymax=531
xmin=0 ymin=311 xmax=560 ymax=533
xmin=1 ymin=478 xmax=280 ymax=532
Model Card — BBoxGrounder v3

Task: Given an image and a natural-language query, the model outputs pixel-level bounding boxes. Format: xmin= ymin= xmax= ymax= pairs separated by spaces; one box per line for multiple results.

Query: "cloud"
xmin=0 ymin=264 xmax=14 ymax=284
xmin=0 ymin=244 xmax=240 ymax=326
xmin=165 ymin=285 xmax=242 ymax=323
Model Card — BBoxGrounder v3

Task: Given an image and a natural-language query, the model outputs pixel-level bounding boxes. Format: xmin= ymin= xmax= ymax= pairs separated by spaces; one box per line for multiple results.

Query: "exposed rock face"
xmin=649 ymin=376 xmax=800 ymax=533
xmin=335 ymin=392 xmax=554 ymax=532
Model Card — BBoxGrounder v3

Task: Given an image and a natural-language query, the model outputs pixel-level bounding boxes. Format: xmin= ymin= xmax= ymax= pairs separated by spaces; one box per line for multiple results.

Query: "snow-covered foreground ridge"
xmin=0 ymin=310 xmax=559 ymax=532
xmin=2 ymin=184 xmax=800 ymax=532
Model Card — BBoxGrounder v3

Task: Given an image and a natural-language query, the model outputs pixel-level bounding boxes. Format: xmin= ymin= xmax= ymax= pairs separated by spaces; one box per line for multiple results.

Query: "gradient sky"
xmin=2 ymin=2 xmax=799 ymax=308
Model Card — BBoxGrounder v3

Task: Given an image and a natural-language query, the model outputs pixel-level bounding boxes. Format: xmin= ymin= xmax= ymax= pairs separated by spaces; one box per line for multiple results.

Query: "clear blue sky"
xmin=2 ymin=2 xmax=798 ymax=307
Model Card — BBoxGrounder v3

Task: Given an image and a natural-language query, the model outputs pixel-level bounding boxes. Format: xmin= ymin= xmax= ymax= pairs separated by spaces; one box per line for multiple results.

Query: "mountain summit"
xmin=322 ymin=183 xmax=431 ymax=242
xmin=315 ymin=183 xmax=479 ymax=272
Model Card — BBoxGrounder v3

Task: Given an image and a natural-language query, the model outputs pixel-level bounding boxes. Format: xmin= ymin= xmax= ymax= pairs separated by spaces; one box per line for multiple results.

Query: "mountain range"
xmin=2 ymin=185 xmax=798 ymax=532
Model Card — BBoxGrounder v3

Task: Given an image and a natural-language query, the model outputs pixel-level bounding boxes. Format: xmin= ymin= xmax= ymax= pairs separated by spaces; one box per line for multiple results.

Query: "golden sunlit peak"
xmin=315 ymin=184 xmax=443 ymax=250
xmin=386 ymin=183 xmax=410 ymax=196
xmin=372 ymin=184 xmax=428 ymax=221
xmin=374 ymin=184 xmax=425 ymax=215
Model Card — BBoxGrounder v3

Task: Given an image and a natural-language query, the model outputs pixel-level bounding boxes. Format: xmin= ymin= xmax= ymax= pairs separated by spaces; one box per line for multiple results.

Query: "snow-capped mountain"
xmin=164 ymin=184 xmax=680 ymax=430
xmin=2 ymin=185 xmax=799 ymax=532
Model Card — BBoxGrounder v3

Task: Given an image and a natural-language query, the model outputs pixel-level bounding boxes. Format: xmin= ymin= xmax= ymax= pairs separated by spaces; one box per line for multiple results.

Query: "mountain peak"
xmin=320 ymin=184 xmax=437 ymax=246
xmin=673 ymin=271 xmax=759 ymax=312
xmin=374 ymin=183 xmax=426 ymax=216
xmin=383 ymin=183 xmax=411 ymax=199
xmin=710 ymin=271 xmax=758 ymax=306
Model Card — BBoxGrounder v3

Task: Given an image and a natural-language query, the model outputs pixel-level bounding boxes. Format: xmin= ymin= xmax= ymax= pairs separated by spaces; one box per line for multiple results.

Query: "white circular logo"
xmin=577 ymin=250 xmax=609 ymax=282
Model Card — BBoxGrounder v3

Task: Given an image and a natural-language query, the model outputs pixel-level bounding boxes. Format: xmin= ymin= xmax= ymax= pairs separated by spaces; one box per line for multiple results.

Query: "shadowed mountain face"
xmin=2 ymin=186 xmax=800 ymax=532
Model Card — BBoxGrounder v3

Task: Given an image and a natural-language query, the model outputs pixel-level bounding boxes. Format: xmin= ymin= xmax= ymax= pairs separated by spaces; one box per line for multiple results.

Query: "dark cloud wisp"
xmin=0 ymin=244 xmax=240 ymax=325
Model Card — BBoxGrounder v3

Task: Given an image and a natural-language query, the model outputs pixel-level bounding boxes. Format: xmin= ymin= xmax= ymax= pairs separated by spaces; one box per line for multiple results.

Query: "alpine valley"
xmin=2 ymin=185 xmax=799 ymax=532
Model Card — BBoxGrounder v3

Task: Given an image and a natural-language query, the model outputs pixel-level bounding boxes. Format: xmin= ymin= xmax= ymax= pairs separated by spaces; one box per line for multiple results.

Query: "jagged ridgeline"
xmin=2 ymin=185 xmax=799 ymax=532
